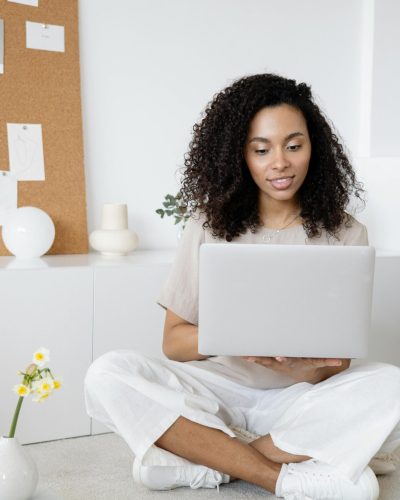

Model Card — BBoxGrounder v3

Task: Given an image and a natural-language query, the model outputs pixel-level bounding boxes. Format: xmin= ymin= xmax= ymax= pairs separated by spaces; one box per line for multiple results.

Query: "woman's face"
xmin=244 ymin=104 xmax=311 ymax=205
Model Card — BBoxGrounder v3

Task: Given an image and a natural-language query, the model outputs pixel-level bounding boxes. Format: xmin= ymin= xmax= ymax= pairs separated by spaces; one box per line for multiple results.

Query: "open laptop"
xmin=198 ymin=244 xmax=375 ymax=358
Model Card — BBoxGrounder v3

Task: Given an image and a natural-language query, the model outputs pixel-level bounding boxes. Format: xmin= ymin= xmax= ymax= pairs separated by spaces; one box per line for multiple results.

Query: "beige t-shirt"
xmin=158 ymin=213 xmax=368 ymax=389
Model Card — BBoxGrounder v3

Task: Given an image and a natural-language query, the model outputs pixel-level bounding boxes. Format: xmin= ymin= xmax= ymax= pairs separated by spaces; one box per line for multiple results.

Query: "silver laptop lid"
xmin=198 ymin=244 xmax=375 ymax=358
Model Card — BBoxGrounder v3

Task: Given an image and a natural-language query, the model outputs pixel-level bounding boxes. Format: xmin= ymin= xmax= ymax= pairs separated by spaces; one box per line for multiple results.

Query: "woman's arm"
xmin=162 ymin=309 xmax=208 ymax=362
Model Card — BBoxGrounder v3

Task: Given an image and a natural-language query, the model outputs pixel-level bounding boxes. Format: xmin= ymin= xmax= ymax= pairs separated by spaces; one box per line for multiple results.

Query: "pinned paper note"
xmin=8 ymin=0 xmax=39 ymax=5
xmin=0 ymin=171 xmax=18 ymax=226
xmin=0 ymin=19 xmax=4 ymax=74
xmin=26 ymin=21 xmax=64 ymax=53
xmin=7 ymin=123 xmax=45 ymax=181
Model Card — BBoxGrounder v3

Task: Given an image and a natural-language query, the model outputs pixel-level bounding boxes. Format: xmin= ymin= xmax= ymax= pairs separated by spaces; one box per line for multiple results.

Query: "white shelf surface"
xmin=0 ymin=248 xmax=398 ymax=271
xmin=0 ymin=250 xmax=176 ymax=269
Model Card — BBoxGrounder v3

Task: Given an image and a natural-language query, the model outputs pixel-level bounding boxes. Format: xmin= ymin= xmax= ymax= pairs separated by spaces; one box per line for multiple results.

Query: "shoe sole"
xmin=132 ymin=460 xmax=177 ymax=490
xmin=363 ymin=466 xmax=380 ymax=500
xmin=132 ymin=459 xmax=143 ymax=486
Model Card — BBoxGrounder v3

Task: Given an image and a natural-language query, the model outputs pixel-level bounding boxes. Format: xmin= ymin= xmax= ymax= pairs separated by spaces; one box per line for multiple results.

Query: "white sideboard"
xmin=0 ymin=250 xmax=399 ymax=444
xmin=0 ymin=251 xmax=173 ymax=444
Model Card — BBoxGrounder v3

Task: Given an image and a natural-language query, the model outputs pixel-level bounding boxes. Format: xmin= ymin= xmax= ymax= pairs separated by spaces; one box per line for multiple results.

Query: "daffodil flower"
xmin=13 ymin=384 xmax=30 ymax=397
xmin=32 ymin=377 xmax=54 ymax=395
xmin=9 ymin=347 xmax=61 ymax=438
xmin=32 ymin=347 xmax=50 ymax=368
xmin=53 ymin=379 xmax=62 ymax=390
xmin=33 ymin=393 xmax=50 ymax=403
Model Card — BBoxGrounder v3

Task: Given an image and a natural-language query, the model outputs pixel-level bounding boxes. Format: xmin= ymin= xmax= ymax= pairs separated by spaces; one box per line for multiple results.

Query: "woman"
xmin=85 ymin=74 xmax=400 ymax=499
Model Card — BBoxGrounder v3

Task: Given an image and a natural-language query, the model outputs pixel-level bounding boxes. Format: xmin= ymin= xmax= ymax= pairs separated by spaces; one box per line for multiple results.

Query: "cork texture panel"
xmin=0 ymin=0 xmax=88 ymax=254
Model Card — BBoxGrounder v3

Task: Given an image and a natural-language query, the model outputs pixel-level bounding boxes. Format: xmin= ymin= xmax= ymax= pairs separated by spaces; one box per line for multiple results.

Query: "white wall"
xmin=78 ymin=0 xmax=400 ymax=251
xmin=370 ymin=0 xmax=400 ymax=157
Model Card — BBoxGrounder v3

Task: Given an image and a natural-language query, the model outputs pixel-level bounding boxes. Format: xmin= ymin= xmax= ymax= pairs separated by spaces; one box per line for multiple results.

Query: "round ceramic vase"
xmin=0 ymin=436 xmax=38 ymax=500
xmin=89 ymin=203 xmax=139 ymax=256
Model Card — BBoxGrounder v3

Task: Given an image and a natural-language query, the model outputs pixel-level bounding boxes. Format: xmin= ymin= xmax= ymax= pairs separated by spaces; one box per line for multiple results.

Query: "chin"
xmin=266 ymin=190 xmax=297 ymax=201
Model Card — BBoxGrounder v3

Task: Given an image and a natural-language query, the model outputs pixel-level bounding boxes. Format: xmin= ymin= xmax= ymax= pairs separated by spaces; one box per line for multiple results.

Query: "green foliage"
xmin=156 ymin=193 xmax=190 ymax=228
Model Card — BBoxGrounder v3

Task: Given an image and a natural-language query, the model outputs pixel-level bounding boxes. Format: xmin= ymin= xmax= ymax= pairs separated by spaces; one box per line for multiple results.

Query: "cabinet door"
xmin=367 ymin=256 xmax=400 ymax=366
xmin=93 ymin=263 xmax=170 ymax=358
xmin=0 ymin=267 xmax=93 ymax=444
xmin=92 ymin=262 xmax=170 ymax=434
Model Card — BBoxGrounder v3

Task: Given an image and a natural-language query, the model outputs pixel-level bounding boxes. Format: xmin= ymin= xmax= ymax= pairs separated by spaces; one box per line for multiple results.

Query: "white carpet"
xmin=26 ymin=433 xmax=400 ymax=499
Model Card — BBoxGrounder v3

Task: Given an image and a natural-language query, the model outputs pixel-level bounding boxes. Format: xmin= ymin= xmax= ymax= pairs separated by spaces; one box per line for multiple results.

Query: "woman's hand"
xmin=241 ymin=356 xmax=349 ymax=384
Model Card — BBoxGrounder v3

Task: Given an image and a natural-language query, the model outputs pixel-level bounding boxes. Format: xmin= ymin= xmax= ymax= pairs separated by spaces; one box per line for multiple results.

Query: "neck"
xmin=259 ymin=195 xmax=301 ymax=229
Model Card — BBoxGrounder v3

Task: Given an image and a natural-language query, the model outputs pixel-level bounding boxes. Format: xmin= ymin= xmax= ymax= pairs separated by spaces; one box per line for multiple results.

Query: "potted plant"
xmin=0 ymin=348 xmax=61 ymax=500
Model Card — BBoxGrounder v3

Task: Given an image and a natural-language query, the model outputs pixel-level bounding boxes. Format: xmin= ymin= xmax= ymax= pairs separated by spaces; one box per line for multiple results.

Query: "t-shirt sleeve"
xmin=157 ymin=215 xmax=205 ymax=325
xmin=338 ymin=215 xmax=369 ymax=246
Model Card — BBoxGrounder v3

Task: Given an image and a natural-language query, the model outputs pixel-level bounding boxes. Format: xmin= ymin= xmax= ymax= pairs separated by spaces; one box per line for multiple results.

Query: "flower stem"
xmin=8 ymin=396 xmax=24 ymax=438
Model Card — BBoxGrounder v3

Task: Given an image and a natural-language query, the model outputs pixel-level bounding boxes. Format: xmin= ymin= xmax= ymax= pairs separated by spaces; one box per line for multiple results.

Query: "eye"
xmin=287 ymin=144 xmax=301 ymax=151
xmin=255 ymin=149 xmax=269 ymax=155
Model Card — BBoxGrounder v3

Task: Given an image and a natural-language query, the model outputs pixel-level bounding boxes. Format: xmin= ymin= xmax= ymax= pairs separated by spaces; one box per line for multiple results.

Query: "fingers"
xmin=319 ymin=358 xmax=342 ymax=367
xmin=295 ymin=358 xmax=342 ymax=367
xmin=241 ymin=356 xmax=342 ymax=368
xmin=241 ymin=356 xmax=276 ymax=367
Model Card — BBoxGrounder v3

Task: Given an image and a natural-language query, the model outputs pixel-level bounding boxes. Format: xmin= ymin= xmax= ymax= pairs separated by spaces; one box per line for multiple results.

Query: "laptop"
xmin=198 ymin=244 xmax=375 ymax=358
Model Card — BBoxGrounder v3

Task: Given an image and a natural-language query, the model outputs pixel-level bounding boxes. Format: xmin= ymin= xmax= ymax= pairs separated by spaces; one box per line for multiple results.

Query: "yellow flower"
xmin=13 ymin=384 xmax=30 ymax=397
xmin=53 ymin=379 xmax=62 ymax=390
xmin=33 ymin=377 xmax=54 ymax=395
xmin=33 ymin=393 xmax=50 ymax=403
xmin=32 ymin=348 xmax=50 ymax=368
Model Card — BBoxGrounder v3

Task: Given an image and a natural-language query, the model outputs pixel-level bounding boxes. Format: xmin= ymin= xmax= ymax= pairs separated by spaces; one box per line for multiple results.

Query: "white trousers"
xmin=84 ymin=350 xmax=400 ymax=483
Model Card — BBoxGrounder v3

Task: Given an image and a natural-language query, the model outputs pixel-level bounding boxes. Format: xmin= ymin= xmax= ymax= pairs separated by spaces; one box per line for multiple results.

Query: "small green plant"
xmin=156 ymin=193 xmax=190 ymax=228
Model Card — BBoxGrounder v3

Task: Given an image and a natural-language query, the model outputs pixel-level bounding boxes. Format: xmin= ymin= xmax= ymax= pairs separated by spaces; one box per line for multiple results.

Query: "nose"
xmin=272 ymin=148 xmax=290 ymax=170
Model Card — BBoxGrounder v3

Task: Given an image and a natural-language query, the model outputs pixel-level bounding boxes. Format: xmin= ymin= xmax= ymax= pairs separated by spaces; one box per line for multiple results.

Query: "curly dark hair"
xmin=180 ymin=73 xmax=364 ymax=241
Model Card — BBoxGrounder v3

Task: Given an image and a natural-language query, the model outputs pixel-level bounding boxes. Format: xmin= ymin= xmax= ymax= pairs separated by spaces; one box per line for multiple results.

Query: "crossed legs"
xmin=156 ymin=416 xmax=311 ymax=493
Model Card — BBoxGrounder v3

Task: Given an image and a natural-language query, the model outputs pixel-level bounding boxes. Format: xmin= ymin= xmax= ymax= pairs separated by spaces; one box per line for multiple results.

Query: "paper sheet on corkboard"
xmin=0 ymin=0 xmax=88 ymax=255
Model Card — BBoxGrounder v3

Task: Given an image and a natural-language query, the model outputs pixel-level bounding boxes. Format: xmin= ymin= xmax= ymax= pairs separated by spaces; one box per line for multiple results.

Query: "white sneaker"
xmin=275 ymin=459 xmax=379 ymax=500
xmin=132 ymin=445 xmax=230 ymax=490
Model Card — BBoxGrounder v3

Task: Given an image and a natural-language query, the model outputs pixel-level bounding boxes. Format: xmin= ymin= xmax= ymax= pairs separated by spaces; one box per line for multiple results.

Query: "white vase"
xmin=2 ymin=207 xmax=55 ymax=259
xmin=0 ymin=436 xmax=38 ymax=500
xmin=89 ymin=204 xmax=139 ymax=256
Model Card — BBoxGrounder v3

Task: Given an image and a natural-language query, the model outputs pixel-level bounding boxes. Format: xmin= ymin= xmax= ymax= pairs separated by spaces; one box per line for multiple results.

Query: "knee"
xmin=360 ymin=362 xmax=400 ymax=394
xmin=85 ymin=349 xmax=147 ymax=391
xmin=379 ymin=362 xmax=400 ymax=383
xmin=367 ymin=362 xmax=400 ymax=379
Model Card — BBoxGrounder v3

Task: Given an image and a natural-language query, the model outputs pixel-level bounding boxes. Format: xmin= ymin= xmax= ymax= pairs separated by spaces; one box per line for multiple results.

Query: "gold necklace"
xmin=262 ymin=213 xmax=301 ymax=243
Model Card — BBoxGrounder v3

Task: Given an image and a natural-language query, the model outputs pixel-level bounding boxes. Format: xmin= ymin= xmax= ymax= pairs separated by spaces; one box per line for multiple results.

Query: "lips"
xmin=268 ymin=176 xmax=294 ymax=190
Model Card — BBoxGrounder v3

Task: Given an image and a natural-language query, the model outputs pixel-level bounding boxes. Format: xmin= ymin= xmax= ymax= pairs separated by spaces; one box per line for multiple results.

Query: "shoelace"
xmin=187 ymin=468 xmax=223 ymax=491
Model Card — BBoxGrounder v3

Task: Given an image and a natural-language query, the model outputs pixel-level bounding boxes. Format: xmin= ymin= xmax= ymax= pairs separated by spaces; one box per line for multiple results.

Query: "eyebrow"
xmin=248 ymin=132 xmax=305 ymax=144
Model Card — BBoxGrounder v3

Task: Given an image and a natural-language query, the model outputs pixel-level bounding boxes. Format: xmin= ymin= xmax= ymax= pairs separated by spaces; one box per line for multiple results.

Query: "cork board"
xmin=0 ymin=0 xmax=88 ymax=255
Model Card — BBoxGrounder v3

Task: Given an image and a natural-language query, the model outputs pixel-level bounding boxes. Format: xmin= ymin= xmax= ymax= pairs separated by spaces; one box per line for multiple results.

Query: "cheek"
xmin=245 ymin=155 xmax=266 ymax=176
xmin=247 ymin=163 xmax=266 ymax=184
xmin=296 ymin=151 xmax=311 ymax=177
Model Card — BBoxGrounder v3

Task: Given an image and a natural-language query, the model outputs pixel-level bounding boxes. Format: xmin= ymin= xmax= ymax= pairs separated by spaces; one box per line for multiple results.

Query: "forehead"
xmin=247 ymin=104 xmax=308 ymax=137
